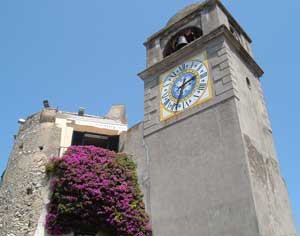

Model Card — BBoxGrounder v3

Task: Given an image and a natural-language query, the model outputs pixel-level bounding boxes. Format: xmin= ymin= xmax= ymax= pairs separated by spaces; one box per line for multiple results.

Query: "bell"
xmin=175 ymin=35 xmax=188 ymax=50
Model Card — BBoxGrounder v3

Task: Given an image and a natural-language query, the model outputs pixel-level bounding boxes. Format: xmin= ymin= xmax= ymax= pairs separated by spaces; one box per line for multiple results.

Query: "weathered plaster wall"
xmin=227 ymin=39 xmax=296 ymax=236
xmin=119 ymin=122 xmax=150 ymax=213
xmin=145 ymin=98 xmax=260 ymax=236
xmin=0 ymin=111 xmax=61 ymax=236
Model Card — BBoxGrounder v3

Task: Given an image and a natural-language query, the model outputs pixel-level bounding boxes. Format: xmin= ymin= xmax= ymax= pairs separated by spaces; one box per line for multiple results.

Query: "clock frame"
xmin=159 ymin=51 xmax=213 ymax=121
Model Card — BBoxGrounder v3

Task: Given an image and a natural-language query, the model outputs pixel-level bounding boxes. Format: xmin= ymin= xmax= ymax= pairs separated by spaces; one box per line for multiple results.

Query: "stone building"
xmin=0 ymin=0 xmax=296 ymax=236
xmin=0 ymin=105 xmax=128 ymax=236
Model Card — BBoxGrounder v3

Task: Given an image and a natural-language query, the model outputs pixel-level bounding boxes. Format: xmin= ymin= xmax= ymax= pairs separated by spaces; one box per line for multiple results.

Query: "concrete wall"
xmin=0 ymin=111 xmax=61 ymax=236
xmin=119 ymin=122 xmax=150 ymax=213
xmin=145 ymin=98 xmax=260 ymax=236
xmin=227 ymin=39 xmax=296 ymax=235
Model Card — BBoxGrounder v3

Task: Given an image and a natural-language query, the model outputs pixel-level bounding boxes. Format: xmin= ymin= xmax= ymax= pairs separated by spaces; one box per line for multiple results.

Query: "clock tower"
xmin=138 ymin=1 xmax=296 ymax=236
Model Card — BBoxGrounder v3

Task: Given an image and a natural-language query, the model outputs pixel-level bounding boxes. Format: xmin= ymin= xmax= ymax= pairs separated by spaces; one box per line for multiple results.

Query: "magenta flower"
xmin=45 ymin=146 xmax=151 ymax=236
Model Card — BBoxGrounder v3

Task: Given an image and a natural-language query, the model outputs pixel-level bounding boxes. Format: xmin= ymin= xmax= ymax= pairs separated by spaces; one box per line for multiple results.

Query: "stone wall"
xmin=0 ymin=107 xmax=130 ymax=236
xmin=0 ymin=111 xmax=61 ymax=236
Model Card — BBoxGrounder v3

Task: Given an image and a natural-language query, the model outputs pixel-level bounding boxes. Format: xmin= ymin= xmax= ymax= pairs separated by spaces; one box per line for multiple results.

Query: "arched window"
xmin=163 ymin=27 xmax=203 ymax=58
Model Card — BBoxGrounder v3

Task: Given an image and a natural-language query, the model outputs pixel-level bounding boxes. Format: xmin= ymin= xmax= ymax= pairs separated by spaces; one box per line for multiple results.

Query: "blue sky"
xmin=0 ymin=0 xmax=299 ymax=233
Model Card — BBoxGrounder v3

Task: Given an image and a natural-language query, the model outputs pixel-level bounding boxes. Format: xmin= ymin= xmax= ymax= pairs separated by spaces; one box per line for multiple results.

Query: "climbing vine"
xmin=45 ymin=145 xmax=151 ymax=236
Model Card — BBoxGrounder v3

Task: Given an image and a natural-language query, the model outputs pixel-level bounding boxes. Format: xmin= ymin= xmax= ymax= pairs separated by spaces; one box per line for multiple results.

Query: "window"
xmin=72 ymin=131 xmax=119 ymax=152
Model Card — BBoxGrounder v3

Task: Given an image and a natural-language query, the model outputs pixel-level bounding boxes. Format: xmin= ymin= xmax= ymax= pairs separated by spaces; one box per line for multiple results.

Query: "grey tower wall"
xmin=0 ymin=110 xmax=61 ymax=236
xmin=228 ymin=40 xmax=296 ymax=235
xmin=139 ymin=1 xmax=296 ymax=236
xmin=141 ymin=34 xmax=261 ymax=236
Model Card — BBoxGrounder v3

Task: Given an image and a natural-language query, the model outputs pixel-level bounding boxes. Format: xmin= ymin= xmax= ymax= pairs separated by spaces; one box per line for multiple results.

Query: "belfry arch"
xmin=163 ymin=27 xmax=203 ymax=58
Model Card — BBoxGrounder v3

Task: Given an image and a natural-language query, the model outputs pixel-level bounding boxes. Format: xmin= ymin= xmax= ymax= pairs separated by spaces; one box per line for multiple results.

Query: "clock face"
xmin=160 ymin=52 xmax=213 ymax=121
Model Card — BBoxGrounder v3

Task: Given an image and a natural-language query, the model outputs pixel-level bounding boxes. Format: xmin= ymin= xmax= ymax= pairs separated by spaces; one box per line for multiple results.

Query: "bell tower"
xmin=139 ymin=1 xmax=296 ymax=236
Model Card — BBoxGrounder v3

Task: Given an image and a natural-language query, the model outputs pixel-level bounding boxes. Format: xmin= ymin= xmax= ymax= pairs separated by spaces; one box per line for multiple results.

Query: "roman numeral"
xmin=170 ymin=72 xmax=177 ymax=78
xmin=162 ymin=92 xmax=168 ymax=99
xmin=171 ymin=103 xmax=176 ymax=111
xmin=200 ymin=72 xmax=208 ymax=78
xmin=199 ymin=83 xmax=206 ymax=90
xmin=196 ymin=63 xmax=204 ymax=71
xmin=164 ymin=99 xmax=170 ymax=106
xmin=190 ymin=62 xmax=194 ymax=69
xmin=178 ymin=64 xmax=186 ymax=72
xmin=167 ymin=102 xmax=174 ymax=110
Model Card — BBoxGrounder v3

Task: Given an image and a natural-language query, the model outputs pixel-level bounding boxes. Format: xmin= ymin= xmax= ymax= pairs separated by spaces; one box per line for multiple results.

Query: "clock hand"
xmin=174 ymin=75 xmax=197 ymax=111
xmin=175 ymin=78 xmax=187 ymax=111
xmin=176 ymin=75 xmax=196 ymax=91
xmin=184 ymin=75 xmax=197 ymax=86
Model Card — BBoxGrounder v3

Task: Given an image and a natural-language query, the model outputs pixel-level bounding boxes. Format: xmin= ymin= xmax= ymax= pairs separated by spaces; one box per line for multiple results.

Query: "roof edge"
xmin=144 ymin=0 xmax=251 ymax=46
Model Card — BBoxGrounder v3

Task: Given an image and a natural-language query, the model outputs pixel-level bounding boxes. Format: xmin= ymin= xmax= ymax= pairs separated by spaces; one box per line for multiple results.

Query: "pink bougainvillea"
xmin=45 ymin=146 xmax=151 ymax=236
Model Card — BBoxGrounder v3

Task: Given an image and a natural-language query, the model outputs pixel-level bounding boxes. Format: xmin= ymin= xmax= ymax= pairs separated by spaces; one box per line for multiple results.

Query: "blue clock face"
xmin=171 ymin=72 xmax=197 ymax=100
xmin=160 ymin=57 xmax=211 ymax=119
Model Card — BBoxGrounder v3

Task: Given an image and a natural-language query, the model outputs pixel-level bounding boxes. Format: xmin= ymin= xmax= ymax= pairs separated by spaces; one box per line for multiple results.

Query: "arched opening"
xmin=163 ymin=27 xmax=203 ymax=58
